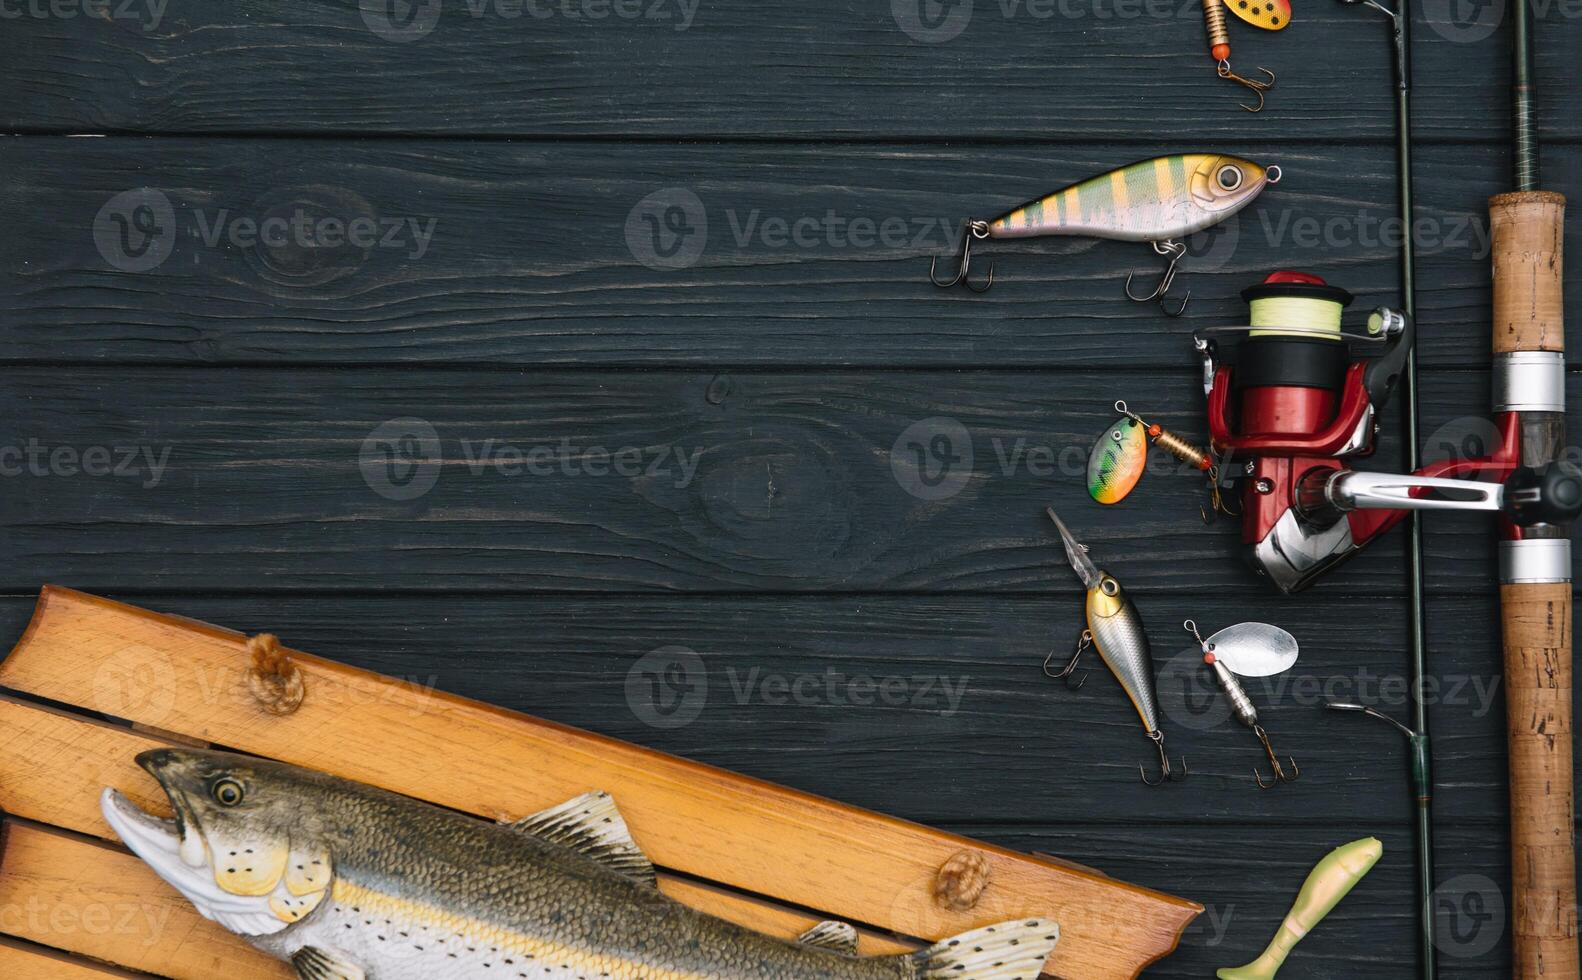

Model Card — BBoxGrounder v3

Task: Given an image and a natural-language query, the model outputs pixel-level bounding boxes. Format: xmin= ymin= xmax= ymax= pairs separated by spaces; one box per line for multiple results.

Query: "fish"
xmin=985 ymin=154 xmax=1276 ymax=243
xmin=1216 ymin=837 xmax=1383 ymax=979
xmin=1088 ymin=415 xmax=1148 ymax=505
xmin=102 ymin=748 xmax=1062 ymax=980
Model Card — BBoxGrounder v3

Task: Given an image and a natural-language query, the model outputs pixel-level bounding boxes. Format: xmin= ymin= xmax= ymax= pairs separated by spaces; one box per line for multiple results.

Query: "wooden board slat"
xmin=3 ymin=138 xmax=1576 ymax=368
xmin=0 ymin=363 xmax=1558 ymax=595
xmin=0 ymin=821 xmax=285 ymax=980
xmin=0 ymin=364 xmax=1406 ymax=596
xmin=0 ymin=694 xmax=914 ymax=957
xmin=0 ymin=937 xmax=146 ymax=979
xmin=0 ymin=587 xmax=1202 ymax=979
xmin=1 ymin=0 xmax=1576 ymax=141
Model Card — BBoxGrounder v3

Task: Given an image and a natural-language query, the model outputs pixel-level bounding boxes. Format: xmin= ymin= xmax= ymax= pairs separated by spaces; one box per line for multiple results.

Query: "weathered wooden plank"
xmin=0 ymin=587 xmax=1204 ymax=979
xmin=1 ymin=0 xmax=1576 ymax=141
xmin=0 ymin=364 xmax=1554 ymax=593
xmin=2 ymin=138 xmax=1576 ymax=367
xmin=0 ymin=821 xmax=286 ymax=979
xmin=0 ymin=695 xmax=915 ymax=956
xmin=0 ymin=364 xmax=1405 ymax=592
xmin=0 ymin=937 xmax=146 ymax=979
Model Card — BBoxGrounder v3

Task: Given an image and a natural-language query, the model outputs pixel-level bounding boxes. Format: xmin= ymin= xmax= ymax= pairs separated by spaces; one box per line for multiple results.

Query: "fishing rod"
xmin=1491 ymin=0 xmax=1578 ymax=973
xmin=1337 ymin=0 xmax=1437 ymax=971
xmin=1313 ymin=0 xmax=1439 ymax=969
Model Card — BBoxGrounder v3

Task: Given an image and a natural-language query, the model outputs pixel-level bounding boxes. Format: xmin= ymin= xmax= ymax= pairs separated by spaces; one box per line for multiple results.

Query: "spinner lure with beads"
xmin=1088 ymin=401 xmax=1224 ymax=511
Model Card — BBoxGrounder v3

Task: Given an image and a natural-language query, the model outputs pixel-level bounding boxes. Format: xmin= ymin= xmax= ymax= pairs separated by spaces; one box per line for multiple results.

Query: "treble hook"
xmin=1042 ymin=630 xmax=1092 ymax=691
xmin=1140 ymin=730 xmax=1189 ymax=786
xmin=1251 ymin=723 xmax=1300 ymax=788
xmin=1123 ymin=240 xmax=1191 ymax=317
xmin=1218 ymin=61 xmax=1276 ymax=113
xmin=930 ymin=220 xmax=994 ymax=292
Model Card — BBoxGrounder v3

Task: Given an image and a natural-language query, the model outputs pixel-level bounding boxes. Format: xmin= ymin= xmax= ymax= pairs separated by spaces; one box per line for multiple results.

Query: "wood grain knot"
xmin=934 ymin=849 xmax=991 ymax=911
xmin=246 ymin=633 xmax=305 ymax=716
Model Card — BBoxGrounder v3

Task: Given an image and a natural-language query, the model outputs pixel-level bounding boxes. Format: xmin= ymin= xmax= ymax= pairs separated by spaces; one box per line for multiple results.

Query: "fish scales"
xmin=104 ymin=749 xmax=1061 ymax=980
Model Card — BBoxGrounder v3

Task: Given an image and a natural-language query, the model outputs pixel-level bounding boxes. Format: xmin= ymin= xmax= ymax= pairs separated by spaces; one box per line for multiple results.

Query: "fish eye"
xmin=1110 ymin=429 xmax=1123 ymax=442
xmin=1100 ymin=578 xmax=1119 ymax=596
xmin=211 ymin=778 xmax=245 ymax=807
xmin=1216 ymin=165 xmax=1243 ymax=191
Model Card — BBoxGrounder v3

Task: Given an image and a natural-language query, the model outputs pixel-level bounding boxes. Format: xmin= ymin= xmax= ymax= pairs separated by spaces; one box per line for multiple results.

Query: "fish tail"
xmin=909 ymin=918 xmax=1060 ymax=980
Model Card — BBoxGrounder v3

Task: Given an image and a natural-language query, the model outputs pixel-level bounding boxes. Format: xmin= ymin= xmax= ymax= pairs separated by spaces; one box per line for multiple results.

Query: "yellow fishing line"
xmin=1249 ymin=295 xmax=1344 ymax=339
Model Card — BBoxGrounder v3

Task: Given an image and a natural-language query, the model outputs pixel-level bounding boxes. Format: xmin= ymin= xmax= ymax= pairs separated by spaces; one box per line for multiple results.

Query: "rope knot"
xmin=934 ymin=849 xmax=991 ymax=912
xmin=246 ymin=633 xmax=305 ymax=716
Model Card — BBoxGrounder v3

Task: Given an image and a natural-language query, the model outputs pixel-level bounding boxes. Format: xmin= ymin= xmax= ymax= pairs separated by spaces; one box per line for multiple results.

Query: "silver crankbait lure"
xmin=1045 ymin=507 xmax=1186 ymax=785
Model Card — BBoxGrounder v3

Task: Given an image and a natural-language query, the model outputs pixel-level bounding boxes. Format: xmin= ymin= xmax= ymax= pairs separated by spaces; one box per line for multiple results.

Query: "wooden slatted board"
xmin=0 ymin=586 xmax=1200 ymax=979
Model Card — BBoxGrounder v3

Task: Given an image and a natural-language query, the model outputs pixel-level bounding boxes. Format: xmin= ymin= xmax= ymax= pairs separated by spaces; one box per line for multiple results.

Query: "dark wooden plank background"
xmin=2 ymin=0 xmax=1578 ymax=976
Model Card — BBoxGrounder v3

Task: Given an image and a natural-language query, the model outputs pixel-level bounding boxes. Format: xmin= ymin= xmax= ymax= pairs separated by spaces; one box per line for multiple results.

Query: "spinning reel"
xmin=1196 ymin=271 xmax=1582 ymax=592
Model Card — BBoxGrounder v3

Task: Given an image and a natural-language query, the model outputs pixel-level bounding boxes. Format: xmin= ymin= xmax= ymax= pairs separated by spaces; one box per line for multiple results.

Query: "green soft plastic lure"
xmin=1217 ymin=837 xmax=1384 ymax=979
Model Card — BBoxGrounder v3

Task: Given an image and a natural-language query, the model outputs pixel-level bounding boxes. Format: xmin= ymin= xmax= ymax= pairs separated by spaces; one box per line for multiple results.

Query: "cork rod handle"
xmin=1490 ymin=190 xmax=1578 ymax=979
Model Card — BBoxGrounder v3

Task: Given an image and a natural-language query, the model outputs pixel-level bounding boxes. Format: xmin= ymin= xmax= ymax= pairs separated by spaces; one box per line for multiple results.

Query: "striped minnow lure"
xmin=1045 ymin=507 xmax=1185 ymax=785
xmin=931 ymin=154 xmax=1281 ymax=315
xmin=104 ymin=748 xmax=1062 ymax=980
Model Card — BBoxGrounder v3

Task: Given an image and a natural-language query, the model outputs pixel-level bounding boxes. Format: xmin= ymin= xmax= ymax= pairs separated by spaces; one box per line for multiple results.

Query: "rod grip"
xmin=1501 ymin=581 xmax=1579 ymax=978
xmin=1490 ymin=191 xmax=1566 ymax=354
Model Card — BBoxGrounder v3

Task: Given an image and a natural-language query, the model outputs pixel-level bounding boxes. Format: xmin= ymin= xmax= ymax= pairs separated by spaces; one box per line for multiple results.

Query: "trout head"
xmin=1187 ymin=154 xmax=1278 ymax=215
xmin=102 ymin=748 xmax=335 ymax=937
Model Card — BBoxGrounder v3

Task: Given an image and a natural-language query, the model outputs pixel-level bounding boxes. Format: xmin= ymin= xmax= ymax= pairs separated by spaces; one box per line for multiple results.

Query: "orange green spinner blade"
xmin=1088 ymin=416 xmax=1148 ymax=505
